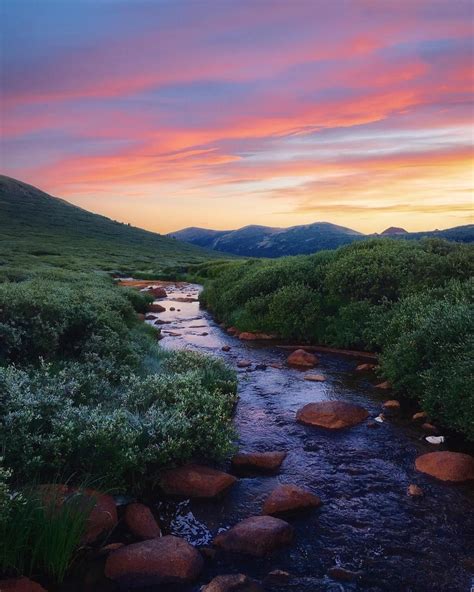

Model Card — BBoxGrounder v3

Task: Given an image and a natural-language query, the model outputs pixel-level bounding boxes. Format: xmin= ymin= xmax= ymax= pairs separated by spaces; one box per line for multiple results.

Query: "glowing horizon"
xmin=1 ymin=0 xmax=473 ymax=234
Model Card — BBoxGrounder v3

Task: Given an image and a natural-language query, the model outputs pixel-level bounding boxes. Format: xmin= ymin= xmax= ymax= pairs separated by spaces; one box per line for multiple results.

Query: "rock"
xmin=148 ymin=303 xmax=166 ymax=313
xmin=262 ymin=484 xmax=322 ymax=515
xmin=382 ymin=400 xmax=400 ymax=410
xmin=231 ymin=451 xmax=287 ymax=472
xmin=136 ymin=313 xmax=145 ymax=321
xmin=407 ymin=484 xmax=424 ymax=497
xmin=237 ymin=360 xmax=252 ymax=368
xmin=227 ymin=327 xmax=239 ymax=336
xmin=374 ymin=414 xmax=385 ymax=423
xmin=304 ymin=374 xmax=326 ymax=382
xmin=239 ymin=332 xmax=276 ymax=341
xmin=202 ymin=574 xmax=263 ymax=592
xmin=425 ymin=435 xmax=445 ymax=445
xmin=355 ymin=363 xmax=376 ymax=372
xmin=105 ymin=535 xmax=203 ymax=587
xmin=145 ymin=314 xmax=158 ymax=320
xmin=264 ymin=570 xmax=290 ymax=586
xmin=327 ymin=567 xmax=362 ymax=582
xmin=147 ymin=286 xmax=167 ymax=298
xmin=287 ymin=349 xmax=318 ymax=368
xmin=170 ymin=307 xmax=176 ymax=311
xmin=124 ymin=503 xmax=161 ymax=540
xmin=255 ymin=364 xmax=267 ymax=371
xmin=421 ymin=422 xmax=437 ymax=432
xmin=0 ymin=577 xmax=47 ymax=592
xmin=366 ymin=420 xmax=379 ymax=429
xmin=99 ymin=542 xmax=125 ymax=555
xmin=269 ymin=363 xmax=283 ymax=369
xmin=221 ymin=345 xmax=231 ymax=352
xmin=374 ymin=381 xmax=391 ymax=390
xmin=412 ymin=411 xmax=428 ymax=421
xmin=199 ymin=546 xmax=216 ymax=561
xmin=160 ymin=464 xmax=237 ymax=498
xmin=214 ymin=515 xmax=293 ymax=557
xmin=415 ymin=451 xmax=474 ymax=482
xmin=296 ymin=401 xmax=369 ymax=430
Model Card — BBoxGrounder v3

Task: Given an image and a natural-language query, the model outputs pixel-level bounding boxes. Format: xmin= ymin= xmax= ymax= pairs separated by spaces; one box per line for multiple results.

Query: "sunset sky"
xmin=1 ymin=0 xmax=473 ymax=233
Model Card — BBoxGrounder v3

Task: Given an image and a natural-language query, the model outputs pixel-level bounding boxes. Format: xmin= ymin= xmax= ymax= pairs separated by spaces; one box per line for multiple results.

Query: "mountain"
xmin=381 ymin=226 xmax=408 ymax=235
xmin=0 ymin=175 xmax=228 ymax=276
xmin=169 ymin=221 xmax=474 ymax=258
xmin=169 ymin=222 xmax=363 ymax=257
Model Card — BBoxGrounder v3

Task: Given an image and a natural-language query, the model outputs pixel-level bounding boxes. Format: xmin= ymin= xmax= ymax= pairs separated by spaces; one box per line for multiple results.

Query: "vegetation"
xmin=199 ymin=238 xmax=474 ymax=439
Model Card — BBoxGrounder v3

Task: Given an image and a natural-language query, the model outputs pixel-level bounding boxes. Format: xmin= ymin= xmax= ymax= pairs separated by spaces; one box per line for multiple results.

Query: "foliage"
xmin=200 ymin=238 xmax=474 ymax=438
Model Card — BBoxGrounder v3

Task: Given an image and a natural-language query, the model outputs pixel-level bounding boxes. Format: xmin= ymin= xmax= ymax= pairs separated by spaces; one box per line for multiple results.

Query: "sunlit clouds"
xmin=1 ymin=0 xmax=473 ymax=232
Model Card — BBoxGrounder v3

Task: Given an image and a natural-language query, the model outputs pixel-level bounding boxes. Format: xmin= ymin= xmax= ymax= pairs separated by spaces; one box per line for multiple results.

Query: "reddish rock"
xmin=287 ymin=349 xmax=318 ymax=368
xmin=328 ymin=567 xmax=362 ymax=582
xmin=136 ymin=313 xmax=145 ymax=321
xmin=214 ymin=515 xmax=293 ymax=557
xmin=160 ymin=464 xmax=237 ymax=498
xmin=262 ymin=484 xmax=322 ymax=515
xmin=231 ymin=451 xmax=287 ymax=472
xmin=221 ymin=345 xmax=231 ymax=352
xmin=98 ymin=542 xmax=125 ymax=555
xmin=421 ymin=422 xmax=437 ymax=432
xmin=415 ymin=451 xmax=474 ymax=482
xmin=407 ymin=484 xmax=424 ymax=497
xmin=202 ymin=574 xmax=263 ymax=592
xmin=227 ymin=327 xmax=239 ymax=336
xmin=374 ymin=381 xmax=391 ymax=390
xmin=237 ymin=360 xmax=252 ymax=368
xmin=269 ymin=363 xmax=283 ymax=369
xmin=0 ymin=577 xmax=47 ymax=592
xmin=239 ymin=332 xmax=276 ymax=341
xmin=148 ymin=303 xmax=166 ymax=313
xmin=412 ymin=411 xmax=428 ymax=421
xmin=355 ymin=363 xmax=376 ymax=372
xmin=105 ymin=535 xmax=203 ymax=587
xmin=38 ymin=485 xmax=117 ymax=544
xmin=124 ymin=503 xmax=161 ymax=540
xmin=146 ymin=286 xmax=167 ymax=299
xmin=296 ymin=401 xmax=369 ymax=430
xmin=382 ymin=400 xmax=400 ymax=410
xmin=304 ymin=374 xmax=326 ymax=382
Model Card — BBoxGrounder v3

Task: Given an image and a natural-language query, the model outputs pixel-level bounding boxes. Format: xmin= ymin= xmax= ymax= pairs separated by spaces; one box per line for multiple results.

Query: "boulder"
xmin=124 ymin=503 xmax=161 ymax=540
xmin=239 ymin=332 xmax=276 ymax=341
xmin=287 ymin=349 xmax=318 ymax=368
xmin=382 ymin=400 xmax=400 ymax=410
xmin=160 ymin=464 xmax=237 ymax=498
xmin=407 ymin=484 xmax=424 ymax=497
xmin=38 ymin=485 xmax=117 ymax=544
xmin=214 ymin=515 xmax=293 ymax=557
xmin=148 ymin=303 xmax=166 ymax=313
xmin=146 ymin=286 xmax=167 ymax=299
xmin=296 ymin=401 xmax=369 ymax=430
xmin=105 ymin=535 xmax=203 ymax=587
xmin=231 ymin=451 xmax=287 ymax=473
xmin=415 ymin=451 xmax=474 ymax=482
xmin=355 ymin=363 xmax=376 ymax=372
xmin=237 ymin=360 xmax=252 ymax=368
xmin=202 ymin=574 xmax=263 ymax=592
xmin=262 ymin=484 xmax=322 ymax=515
xmin=304 ymin=374 xmax=326 ymax=382
xmin=374 ymin=381 xmax=391 ymax=390
xmin=0 ymin=578 xmax=47 ymax=592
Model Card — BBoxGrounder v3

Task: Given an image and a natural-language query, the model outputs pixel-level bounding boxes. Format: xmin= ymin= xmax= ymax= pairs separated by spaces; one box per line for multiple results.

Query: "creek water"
xmin=150 ymin=283 xmax=473 ymax=592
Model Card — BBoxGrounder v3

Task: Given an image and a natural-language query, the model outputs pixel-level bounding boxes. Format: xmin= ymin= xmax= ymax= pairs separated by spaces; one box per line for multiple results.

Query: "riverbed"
xmin=149 ymin=282 xmax=473 ymax=592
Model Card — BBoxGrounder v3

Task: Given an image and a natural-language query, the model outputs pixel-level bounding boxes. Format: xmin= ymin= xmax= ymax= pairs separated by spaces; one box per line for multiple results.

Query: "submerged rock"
xmin=0 ymin=577 xmax=47 ymax=592
xmin=327 ymin=567 xmax=362 ymax=582
xmin=296 ymin=401 xmax=369 ymax=430
xmin=231 ymin=451 xmax=287 ymax=472
xmin=160 ymin=464 xmax=237 ymax=498
xmin=124 ymin=503 xmax=161 ymax=540
xmin=415 ymin=451 xmax=474 ymax=482
xmin=202 ymin=574 xmax=263 ymax=592
xmin=105 ymin=535 xmax=203 ymax=587
xmin=287 ymin=349 xmax=319 ymax=368
xmin=262 ymin=484 xmax=322 ymax=515
xmin=214 ymin=515 xmax=293 ymax=557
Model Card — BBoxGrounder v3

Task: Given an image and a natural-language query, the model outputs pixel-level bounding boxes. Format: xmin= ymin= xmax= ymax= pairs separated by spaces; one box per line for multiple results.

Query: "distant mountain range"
xmin=168 ymin=222 xmax=474 ymax=257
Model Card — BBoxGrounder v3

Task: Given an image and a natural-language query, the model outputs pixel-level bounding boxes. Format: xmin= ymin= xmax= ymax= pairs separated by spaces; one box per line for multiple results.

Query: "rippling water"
xmin=151 ymin=283 xmax=473 ymax=592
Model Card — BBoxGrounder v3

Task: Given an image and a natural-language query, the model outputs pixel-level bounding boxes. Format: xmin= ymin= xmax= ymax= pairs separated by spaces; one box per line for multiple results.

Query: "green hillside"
xmin=0 ymin=175 xmax=228 ymax=278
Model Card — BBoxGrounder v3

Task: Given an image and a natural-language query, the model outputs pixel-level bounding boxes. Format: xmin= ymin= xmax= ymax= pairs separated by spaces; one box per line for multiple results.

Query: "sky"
xmin=1 ymin=0 xmax=473 ymax=234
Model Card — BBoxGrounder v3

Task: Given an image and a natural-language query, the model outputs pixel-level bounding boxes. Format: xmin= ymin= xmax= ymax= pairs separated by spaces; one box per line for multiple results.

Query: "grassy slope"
xmin=0 ymin=175 xmax=230 ymax=277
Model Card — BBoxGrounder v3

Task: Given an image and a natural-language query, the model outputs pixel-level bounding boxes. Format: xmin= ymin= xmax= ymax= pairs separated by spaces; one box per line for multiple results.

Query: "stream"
xmin=149 ymin=282 xmax=473 ymax=592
